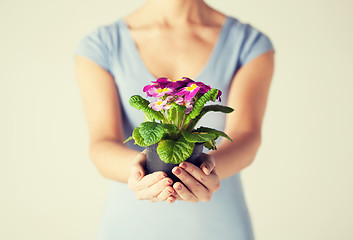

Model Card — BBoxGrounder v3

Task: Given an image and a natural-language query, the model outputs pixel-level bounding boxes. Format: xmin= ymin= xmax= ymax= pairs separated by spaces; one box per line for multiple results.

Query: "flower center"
xmin=157 ymin=88 xmax=170 ymax=93
xmin=186 ymin=84 xmax=198 ymax=91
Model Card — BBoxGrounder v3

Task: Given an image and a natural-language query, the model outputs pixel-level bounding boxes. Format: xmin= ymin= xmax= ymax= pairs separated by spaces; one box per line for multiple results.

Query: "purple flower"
xmin=194 ymin=82 xmax=211 ymax=94
xmin=155 ymin=77 xmax=194 ymax=89
xmin=175 ymin=83 xmax=201 ymax=101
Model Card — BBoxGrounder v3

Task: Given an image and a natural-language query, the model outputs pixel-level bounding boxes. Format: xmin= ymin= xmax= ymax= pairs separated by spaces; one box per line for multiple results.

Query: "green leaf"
xmin=123 ymin=136 xmax=133 ymax=144
xmin=129 ymin=95 xmax=164 ymax=121
xmin=181 ymin=130 xmax=216 ymax=143
xmin=204 ymin=139 xmax=217 ymax=150
xmin=185 ymin=89 xmax=219 ymax=125
xmin=157 ymin=137 xmax=195 ymax=164
xmin=195 ymin=127 xmax=233 ymax=142
xmin=132 ymin=127 xmax=148 ymax=147
xmin=138 ymin=122 xmax=178 ymax=146
xmin=186 ymin=104 xmax=234 ymax=131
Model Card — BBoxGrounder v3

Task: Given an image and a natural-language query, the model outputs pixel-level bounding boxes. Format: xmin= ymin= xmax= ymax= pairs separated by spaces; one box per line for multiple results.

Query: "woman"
xmin=74 ymin=0 xmax=275 ymax=239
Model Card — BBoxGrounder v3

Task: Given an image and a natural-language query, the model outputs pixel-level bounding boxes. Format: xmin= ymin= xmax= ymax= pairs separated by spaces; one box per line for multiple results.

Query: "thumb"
xmin=131 ymin=150 xmax=147 ymax=181
xmin=199 ymin=153 xmax=216 ymax=176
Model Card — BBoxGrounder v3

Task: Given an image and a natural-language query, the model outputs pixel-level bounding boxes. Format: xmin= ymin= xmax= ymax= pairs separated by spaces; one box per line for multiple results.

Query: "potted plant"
xmin=124 ymin=77 xmax=233 ymax=182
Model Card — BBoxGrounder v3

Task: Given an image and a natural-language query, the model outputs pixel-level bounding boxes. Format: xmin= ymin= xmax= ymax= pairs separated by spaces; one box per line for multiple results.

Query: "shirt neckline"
xmin=119 ymin=16 xmax=231 ymax=81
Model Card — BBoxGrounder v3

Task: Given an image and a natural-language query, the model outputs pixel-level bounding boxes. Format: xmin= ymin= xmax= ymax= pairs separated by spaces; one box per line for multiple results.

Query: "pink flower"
xmin=175 ymin=83 xmax=201 ymax=101
xmin=143 ymin=83 xmax=160 ymax=97
xmin=146 ymin=86 xmax=174 ymax=98
xmin=175 ymin=97 xmax=194 ymax=114
xmin=148 ymin=98 xmax=168 ymax=111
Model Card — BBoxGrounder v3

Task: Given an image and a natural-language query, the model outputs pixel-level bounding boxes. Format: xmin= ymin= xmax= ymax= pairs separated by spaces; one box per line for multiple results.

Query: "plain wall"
xmin=1 ymin=0 xmax=352 ymax=239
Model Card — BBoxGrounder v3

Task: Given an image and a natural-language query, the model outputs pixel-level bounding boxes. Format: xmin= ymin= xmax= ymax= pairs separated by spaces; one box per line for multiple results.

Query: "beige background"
xmin=1 ymin=0 xmax=353 ymax=239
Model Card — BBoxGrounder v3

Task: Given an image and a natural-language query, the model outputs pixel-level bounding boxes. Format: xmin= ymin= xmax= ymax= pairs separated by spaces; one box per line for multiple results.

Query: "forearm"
xmin=209 ymin=131 xmax=261 ymax=180
xmin=89 ymin=139 xmax=139 ymax=183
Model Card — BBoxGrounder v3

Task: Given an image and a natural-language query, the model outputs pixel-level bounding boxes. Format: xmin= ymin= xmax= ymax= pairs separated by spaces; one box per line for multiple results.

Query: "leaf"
xmin=181 ymin=130 xmax=216 ymax=143
xmin=132 ymin=127 xmax=148 ymax=146
xmin=204 ymin=139 xmax=217 ymax=150
xmin=185 ymin=89 xmax=218 ymax=124
xmin=167 ymin=106 xmax=177 ymax=123
xmin=186 ymin=104 xmax=234 ymax=131
xmin=195 ymin=127 xmax=233 ymax=142
xmin=129 ymin=95 xmax=164 ymax=121
xmin=157 ymin=137 xmax=195 ymax=164
xmin=123 ymin=136 xmax=133 ymax=144
xmin=139 ymin=122 xmax=178 ymax=145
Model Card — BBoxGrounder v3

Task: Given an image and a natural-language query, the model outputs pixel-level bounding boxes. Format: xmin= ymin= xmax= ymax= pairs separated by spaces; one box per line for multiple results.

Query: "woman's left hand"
xmin=170 ymin=153 xmax=220 ymax=203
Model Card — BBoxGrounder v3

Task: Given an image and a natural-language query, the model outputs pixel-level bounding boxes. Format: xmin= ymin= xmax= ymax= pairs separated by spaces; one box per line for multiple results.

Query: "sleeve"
xmin=73 ymin=26 xmax=112 ymax=74
xmin=239 ymin=24 xmax=275 ymax=67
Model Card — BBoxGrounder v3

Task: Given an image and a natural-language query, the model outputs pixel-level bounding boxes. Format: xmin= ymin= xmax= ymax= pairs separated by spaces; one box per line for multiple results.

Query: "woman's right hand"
xmin=127 ymin=150 xmax=176 ymax=203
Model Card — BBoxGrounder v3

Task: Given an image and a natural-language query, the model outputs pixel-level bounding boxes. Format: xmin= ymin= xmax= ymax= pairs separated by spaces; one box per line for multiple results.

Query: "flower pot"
xmin=145 ymin=143 xmax=204 ymax=183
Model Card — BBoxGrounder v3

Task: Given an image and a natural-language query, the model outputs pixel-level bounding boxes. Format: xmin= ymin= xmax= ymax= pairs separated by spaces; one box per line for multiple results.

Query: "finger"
xmin=136 ymin=171 xmax=167 ymax=189
xmin=179 ymin=161 xmax=212 ymax=187
xmin=130 ymin=151 xmax=148 ymax=181
xmin=152 ymin=186 xmax=174 ymax=202
xmin=166 ymin=195 xmax=176 ymax=204
xmin=171 ymin=191 xmax=182 ymax=201
xmin=173 ymin=182 xmax=198 ymax=203
xmin=172 ymin=167 xmax=209 ymax=200
xmin=199 ymin=153 xmax=216 ymax=175
xmin=137 ymin=177 xmax=173 ymax=200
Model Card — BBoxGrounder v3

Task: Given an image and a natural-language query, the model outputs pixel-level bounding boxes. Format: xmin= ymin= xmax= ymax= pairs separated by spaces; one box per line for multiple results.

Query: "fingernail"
xmin=167 ymin=188 xmax=174 ymax=194
xmin=176 ymin=184 xmax=182 ymax=190
xmin=179 ymin=162 xmax=187 ymax=169
xmin=174 ymin=167 xmax=181 ymax=175
xmin=136 ymin=171 xmax=141 ymax=180
xmin=159 ymin=173 xmax=166 ymax=180
xmin=204 ymin=165 xmax=210 ymax=175
xmin=164 ymin=179 xmax=172 ymax=186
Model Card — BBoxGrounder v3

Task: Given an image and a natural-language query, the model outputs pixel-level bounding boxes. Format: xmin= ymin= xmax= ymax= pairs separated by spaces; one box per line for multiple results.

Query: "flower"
xmin=143 ymin=83 xmax=159 ymax=97
xmin=176 ymin=83 xmax=201 ymax=101
xmin=146 ymin=86 xmax=174 ymax=98
xmin=148 ymin=98 xmax=169 ymax=111
xmin=194 ymin=82 xmax=211 ymax=94
xmin=175 ymin=97 xmax=194 ymax=114
xmin=154 ymin=77 xmax=194 ymax=89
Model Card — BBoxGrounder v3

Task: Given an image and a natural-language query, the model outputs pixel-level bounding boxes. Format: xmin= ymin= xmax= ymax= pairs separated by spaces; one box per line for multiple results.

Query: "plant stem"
xmin=162 ymin=110 xmax=169 ymax=124
xmin=179 ymin=114 xmax=186 ymax=133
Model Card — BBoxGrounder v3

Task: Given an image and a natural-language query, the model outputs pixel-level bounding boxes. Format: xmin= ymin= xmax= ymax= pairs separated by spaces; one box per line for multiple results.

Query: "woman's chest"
xmin=128 ymin=27 xmax=222 ymax=80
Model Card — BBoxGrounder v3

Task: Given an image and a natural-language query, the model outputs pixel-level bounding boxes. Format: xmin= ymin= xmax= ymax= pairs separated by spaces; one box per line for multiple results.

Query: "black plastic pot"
xmin=145 ymin=143 xmax=204 ymax=183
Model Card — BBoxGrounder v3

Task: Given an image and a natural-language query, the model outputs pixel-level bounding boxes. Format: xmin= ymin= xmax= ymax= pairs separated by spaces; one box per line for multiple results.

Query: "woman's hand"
xmin=171 ymin=153 xmax=220 ymax=203
xmin=128 ymin=150 xmax=177 ymax=203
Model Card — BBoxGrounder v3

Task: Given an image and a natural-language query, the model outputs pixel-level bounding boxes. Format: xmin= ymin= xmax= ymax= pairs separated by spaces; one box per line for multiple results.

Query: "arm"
xmin=75 ymin=55 xmax=136 ymax=183
xmin=75 ymin=56 xmax=176 ymax=202
xmin=210 ymin=49 xmax=275 ymax=180
xmin=172 ymin=50 xmax=275 ymax=200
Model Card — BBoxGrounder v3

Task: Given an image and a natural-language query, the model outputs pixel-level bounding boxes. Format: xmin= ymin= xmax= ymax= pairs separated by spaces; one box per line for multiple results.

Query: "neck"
xmin=141 ymin=0 xmax=210 ymax=26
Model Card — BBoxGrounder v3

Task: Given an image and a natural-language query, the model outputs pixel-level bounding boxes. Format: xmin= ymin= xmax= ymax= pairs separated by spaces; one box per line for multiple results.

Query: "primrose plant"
xmin=124 ymin=77 xmax=234 ymax=164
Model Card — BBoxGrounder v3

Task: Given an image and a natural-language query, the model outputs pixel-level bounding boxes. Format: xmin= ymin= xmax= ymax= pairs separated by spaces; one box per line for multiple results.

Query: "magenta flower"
xmin=176 ymin=83 xmax=201 ymax=101
xmin=154 ymin=77 xmax=194 ymax=89
xmin=143 ymin=83 xmax=160 ymax=97
xmin=194 ymin=82 xmax=211 ymax=94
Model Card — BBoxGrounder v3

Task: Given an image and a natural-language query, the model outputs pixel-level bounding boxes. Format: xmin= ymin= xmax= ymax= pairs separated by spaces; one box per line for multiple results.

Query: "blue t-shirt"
xmin=74 ymin=15 xmax=274 ymax=240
